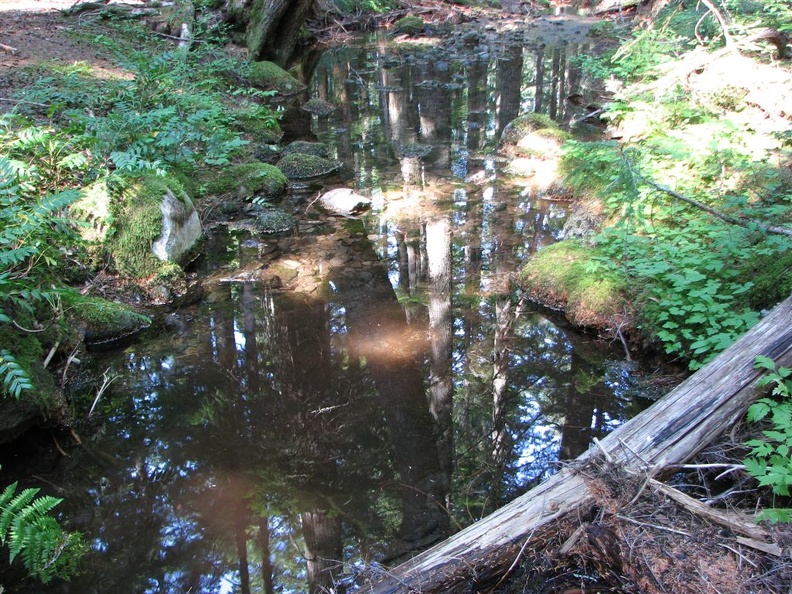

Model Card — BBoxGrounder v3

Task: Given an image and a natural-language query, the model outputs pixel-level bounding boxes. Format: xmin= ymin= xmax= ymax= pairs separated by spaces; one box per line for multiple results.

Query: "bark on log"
xmin=363 ymin=295 xmax=792 ymax=594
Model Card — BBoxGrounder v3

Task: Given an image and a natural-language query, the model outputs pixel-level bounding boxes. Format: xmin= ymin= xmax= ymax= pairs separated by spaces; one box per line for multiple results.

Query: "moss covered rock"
xmin=519 ymin=240 xmax=631 ymax=330
xmin=249 ymin=61 xmax=306 ymax=97
xmin=252 ymin=205 xmax=296 ymax=234
xmin=110 ymin=175 xmax=201 ymax=279
xmin=66 ymin=295 xmax=151 ymax=347
xmin=499 ymin=113 xmax=571 ymax=157
xmin=301 ymin=97 xmax=336 ymax=116
xmin=395 ymin=15 xmax=425 ymax=35
xmin=282 ymin=141 xmax=330 ymax=158
xmin=203 ymin=163 xmax=289 ymax=202
xmin=234 ymin=110 xmax=283 ymax=143
xmin=276 ymin=153 xmax=342 ymax=180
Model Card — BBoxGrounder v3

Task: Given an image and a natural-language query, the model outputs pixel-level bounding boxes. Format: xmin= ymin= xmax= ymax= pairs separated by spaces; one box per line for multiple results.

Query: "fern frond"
xmin=0 ymin=478 xmax=83 ymax=582
xmin=0 ymin=481 xmax=20 ymax=509
xmin=0 ymin=486 xmax=38 ymax=540
xmin=9 ymin=511 xmax=61 ymax=562
xmin=0 ymin=350 xmax=34 ymax=399
xmin=32 ymin=189 xmax=80 ymax=218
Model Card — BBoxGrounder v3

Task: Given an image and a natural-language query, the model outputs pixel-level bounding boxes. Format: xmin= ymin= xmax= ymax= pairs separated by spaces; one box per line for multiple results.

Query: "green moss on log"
xmin=64 ymin=295 xmax=150 ymax=345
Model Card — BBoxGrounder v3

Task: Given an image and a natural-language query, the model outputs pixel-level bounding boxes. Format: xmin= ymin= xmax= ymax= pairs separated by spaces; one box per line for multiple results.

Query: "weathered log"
xmin=363 ymin=295 xmax=792 ymax=594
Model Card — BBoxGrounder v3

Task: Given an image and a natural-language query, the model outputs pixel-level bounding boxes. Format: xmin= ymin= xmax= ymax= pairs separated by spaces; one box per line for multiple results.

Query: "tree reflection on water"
xmin=1 ymin=29 xmax=654 ymax=594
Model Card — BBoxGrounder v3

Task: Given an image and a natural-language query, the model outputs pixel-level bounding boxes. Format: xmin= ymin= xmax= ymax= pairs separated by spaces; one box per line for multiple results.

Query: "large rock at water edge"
xmin=249 ymin=61 xmax=306 ymax=97
xmin=111 ymin=175 xmax=202 ymax=278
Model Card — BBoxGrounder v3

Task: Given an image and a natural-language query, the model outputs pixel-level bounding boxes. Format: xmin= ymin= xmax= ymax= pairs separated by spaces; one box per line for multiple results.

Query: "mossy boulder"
xmin=519 ymin=240 xmax=631 ymax=330
xmin=499 ymin=113 xmax=571 ymax=157
xmin=395 ymin=15 xmax=425 ymax=35
xmin=203 ymin=163 xmax=289 ymax=202
xmin=65 ymin=295 xmax=151 ymax=347
xmin=234 ymin=109 xmax=283 ymax=143
xmin=282 ymin=141 xmax=330 ymax=158
xmin=110 ymin=175 xmax=202 ymax=279
xmin=276 ymin=153 xmax=342 ymax=180
xmin=301 ymin=97 xmax=336 ymax=116
xmin=249 ymin=61 xmax=306 ymax=97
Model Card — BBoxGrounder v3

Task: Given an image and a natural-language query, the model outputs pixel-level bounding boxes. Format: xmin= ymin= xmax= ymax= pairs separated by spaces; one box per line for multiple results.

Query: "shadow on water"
xmin=1 ymin=20 xmax=660 ymax=594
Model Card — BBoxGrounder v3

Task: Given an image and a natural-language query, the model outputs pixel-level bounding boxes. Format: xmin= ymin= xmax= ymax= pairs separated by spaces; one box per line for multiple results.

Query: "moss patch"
xmin=0 ymin=311 xmax=63 ymax=414
xmin=519 ymin=240 xmax=630 ymax=329
xmin=248 ymin=61 xmax=306 ymax=96
xmin=202 ymin=163 xmax=288 ymax=201
xmin=301 ymin=98 xmax=336 ymax=116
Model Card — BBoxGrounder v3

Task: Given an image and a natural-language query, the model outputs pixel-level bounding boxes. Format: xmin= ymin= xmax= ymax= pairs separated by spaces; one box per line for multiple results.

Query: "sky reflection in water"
xmin=2 ymin=29 xmax=657 ymax=594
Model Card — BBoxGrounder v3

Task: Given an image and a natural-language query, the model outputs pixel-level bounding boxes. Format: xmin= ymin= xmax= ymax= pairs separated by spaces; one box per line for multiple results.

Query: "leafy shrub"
xmin=560 ymin=139 xmax=788 ymax=368
xmin=744 ymin=357 xmax=792 ymax=523
xmin=18 ymin=43 xmax=279 ymax=176
xmin=0 ymin=155 xmax=82 ymax=398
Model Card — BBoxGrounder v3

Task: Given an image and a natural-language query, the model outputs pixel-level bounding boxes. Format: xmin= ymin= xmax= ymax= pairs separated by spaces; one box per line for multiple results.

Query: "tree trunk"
xmin=362 ymin=294 xmax=792 ymax=594
xmin=247 ymin=0 xmax=315 ymax=66
xmin=301 ymin=510 xmax=344 ymax=594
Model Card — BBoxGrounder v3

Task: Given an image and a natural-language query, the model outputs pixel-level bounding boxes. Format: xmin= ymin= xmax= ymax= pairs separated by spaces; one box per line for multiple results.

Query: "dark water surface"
xmin=2 ymin=21 xmax=659 ymax=594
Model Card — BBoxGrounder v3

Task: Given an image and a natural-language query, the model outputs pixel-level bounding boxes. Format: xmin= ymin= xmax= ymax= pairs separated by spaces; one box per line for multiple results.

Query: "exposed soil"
xmin=2 ymin=2 xmax=791 ymax=593
xmin=0 ymin=1 xmax=128 ymax=101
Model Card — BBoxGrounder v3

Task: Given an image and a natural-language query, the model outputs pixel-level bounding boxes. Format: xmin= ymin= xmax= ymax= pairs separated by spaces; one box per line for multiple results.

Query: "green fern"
xmin=0 ymin=480 xmax=83 ymax=582
xmin=0 ymin=350 xmax=33 ymax=399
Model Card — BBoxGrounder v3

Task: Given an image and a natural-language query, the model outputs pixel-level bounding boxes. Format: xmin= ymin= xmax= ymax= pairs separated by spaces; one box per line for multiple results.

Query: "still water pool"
xmin=1 ymin=21 xmax=662 ymax=593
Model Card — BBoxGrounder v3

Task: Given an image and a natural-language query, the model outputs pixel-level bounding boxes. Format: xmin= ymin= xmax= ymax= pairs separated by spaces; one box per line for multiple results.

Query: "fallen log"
xmin=362 ymin=295 xmax=792 ymax=594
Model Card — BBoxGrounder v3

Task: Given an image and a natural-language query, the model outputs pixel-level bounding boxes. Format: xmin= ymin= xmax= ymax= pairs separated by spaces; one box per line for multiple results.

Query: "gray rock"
xmin=152 ymin=188 xmax=203 ymax=263
xmin=316 ymin=188 xmax=372 ymax=218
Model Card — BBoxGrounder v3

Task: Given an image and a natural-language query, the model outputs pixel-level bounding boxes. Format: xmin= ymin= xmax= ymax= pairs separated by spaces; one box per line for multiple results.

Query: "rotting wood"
xmin=362 ymin=295 xmax=792 ymax=594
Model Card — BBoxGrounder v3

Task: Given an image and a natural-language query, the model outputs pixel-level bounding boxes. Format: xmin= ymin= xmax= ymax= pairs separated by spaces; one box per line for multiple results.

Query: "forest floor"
xmin=1 ymin=1 xmax=791 ymax=592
